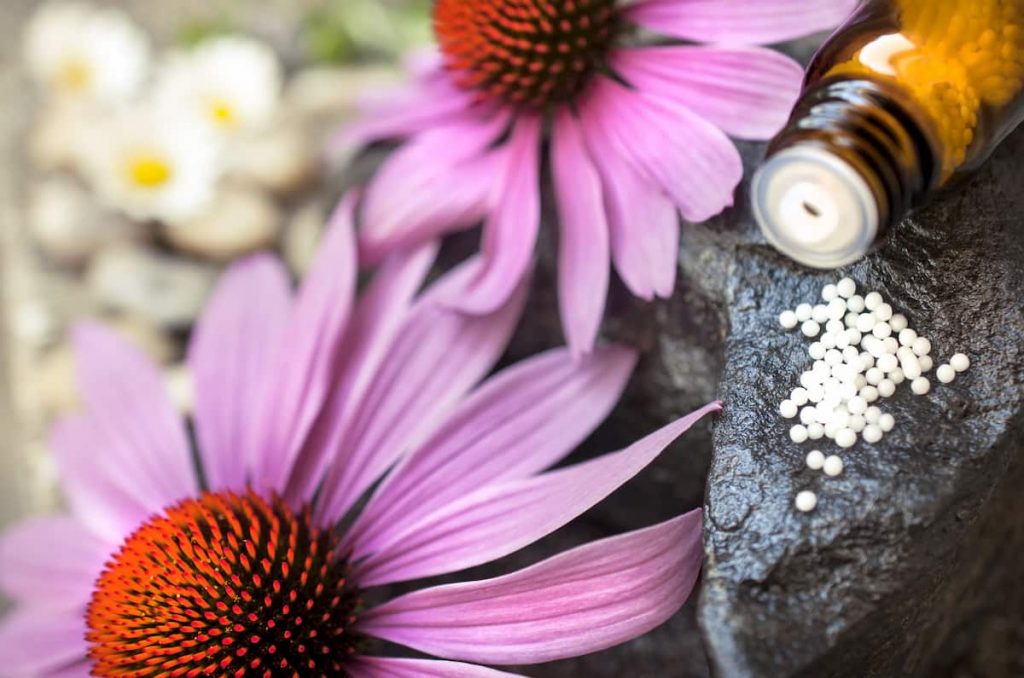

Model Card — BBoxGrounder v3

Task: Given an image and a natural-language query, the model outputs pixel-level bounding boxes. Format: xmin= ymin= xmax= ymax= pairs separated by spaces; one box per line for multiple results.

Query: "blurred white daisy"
xmin=156 ymin=36 xmax=282 ymax=136
xmin=23 ymin=1 xmax=149 ymax=104
xmin=79 ymin=106 xmax=222 ymax=222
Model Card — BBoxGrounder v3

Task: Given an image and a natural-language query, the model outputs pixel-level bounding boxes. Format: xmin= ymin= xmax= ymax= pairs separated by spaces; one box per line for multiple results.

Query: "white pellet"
xmin=864 ymin=292 xmax=883 ymax=311
xmin=856 ymin=313 xmax=876 ymax=333
xmin=807 ymin=384 xmax=825 ymax=403
xmin=823 ymin=455 xmax=844 ymax=477
xmin=849 ymin=414 xmax=866 ymax=433
xmin=827 ymin=299 xmax=847 ymax=321
xmin=937 ymin=364 xmax=956 ymax=384
xmin=950 ymin=353 xmax=971 ymax=372
xmin=795 ymin=303 xmax=813 ymax=322
xmin=882 ymin=337 xmax=900 ymax=355
xmin=847 ymin=294 xmax=866 ymax=313
xmin=845 ymin=312 xmax=859 ymax=328
xmin=808 ymin=423 xmax=825 ymax=440
xmin=899 ymin=328 xmax=918 ymax=347
xmin=901 ymin=355 xmax=923 ymax=379
xmin=839 ymin=382 xmax=858 ymax=401
xmin=876 ymin=354 xmax=899 ymax=373
xmin=854 ymin=374 xmax=868 ymax=390
xmin=824 ymin=422 xmax=838 ymax=439
xmin=879 ymin=413 xmax=895 ymax=432
xmin=847 ymin=396 xmax=868 ymax=414
xmin=826 ymin=319 xmax=845 ymax=335
xmin=872 ymin=322 xmax=893 ymax=339
xmin=874 ymin=303 xmax=893 ymax=321
xmin=845 ymin=329 xmax=863 ymax=346
xmin=837 ymin=277 xmax=857 ymax=298
xmin=812 ymin=304 xmax=830 ymax=324
xmin=889 ymin=368 xmax=906 ymax=385
xmin=919 ymin=355 xmax=934 ymax=372
xmin=780 ymin=400 xmax=798 ymax=418
xmin=859 ymin=352 xmax=875 ymax=370
xmin=912 ymin=337 xmax=932 ymax=357
xmin=780 ymin=310 xmax=798 ymax=329
xmin=830 ymin=408 xmax=851 ymax=430
xmin=802 ymin=320 xmax=821 ymax=337
xmin=863 ymin=424 xmax=883 ymax=444
xmin=832 ymin=364 xmax=858 ymax=384
xmin=861 ymin=386 xmax=880 ymax=403
xmin=790 ymin=425 xmax=809 ymax=443
xmin=889 ymin=314 xmax=908 ymax=332
xmin=911 ymin=377 xmax=931 ymax=395
xmin=843 ymin=346 xmax=861 ymax=364
xmin=820 ymin=332 xmax=837 ymax=349
xmin=795 ymin=490 xmax=818 ymax=512
xmin=865 ymin=406 xmax=882 ymax=424
xmin=800 ymin=406 xmax=817 ymax=425
xmin=835 ymin=331 xmax=851 ymax=349
xmin=806 ymin=449 xmax=826 ymax=470
xmin=800 ymin=371 xmax=819 ymax=390
xmin=877 ymin=379 xmax=896 ymax=398
xmin=825 ymin=349 xmax=843 ymax=366
xmin=791 ymin=387 xmax=809 ymax=406
xmin=836 ymin=428 xmax=857 ymax=448
xmin=822 ymin=284 xmax=839 ymax=302
xmin=865 ymin=367 xmax=884 ymax=385
xmin=809 ymin=342 xmax=826 ymax=360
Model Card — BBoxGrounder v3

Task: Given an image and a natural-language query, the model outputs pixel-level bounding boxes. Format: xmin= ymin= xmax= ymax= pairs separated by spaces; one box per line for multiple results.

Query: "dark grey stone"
xmin=699 ymin=125 xmax=1024 ymax=677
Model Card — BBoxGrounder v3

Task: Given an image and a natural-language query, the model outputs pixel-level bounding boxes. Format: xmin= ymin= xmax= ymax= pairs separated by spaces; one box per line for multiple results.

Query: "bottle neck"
xmin=752 ymin=77 xmax=941 ymax=268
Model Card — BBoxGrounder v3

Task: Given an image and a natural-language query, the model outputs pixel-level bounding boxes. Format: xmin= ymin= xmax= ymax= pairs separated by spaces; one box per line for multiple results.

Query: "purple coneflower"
xmin=338 ymin=0 xmax=856 ymax=355
xmin=0 ymin=194 xmax=720 ymax=677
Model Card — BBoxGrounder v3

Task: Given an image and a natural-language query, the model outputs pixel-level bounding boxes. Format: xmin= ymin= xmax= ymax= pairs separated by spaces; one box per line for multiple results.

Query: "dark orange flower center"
xmin=87 ymin=491 xmax=360 ymax=677
xmin=434 ymin=0 xmax=620 ymax=108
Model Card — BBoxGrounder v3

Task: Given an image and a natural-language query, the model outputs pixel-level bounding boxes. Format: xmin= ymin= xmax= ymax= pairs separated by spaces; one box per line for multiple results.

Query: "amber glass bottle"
xmin=753 ymin=0 xmax=1024 ymax=268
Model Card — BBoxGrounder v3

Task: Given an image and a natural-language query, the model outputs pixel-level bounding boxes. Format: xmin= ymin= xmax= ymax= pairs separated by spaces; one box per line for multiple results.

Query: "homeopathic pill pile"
xmin=777 ymin=277 xmax=971 ymax=512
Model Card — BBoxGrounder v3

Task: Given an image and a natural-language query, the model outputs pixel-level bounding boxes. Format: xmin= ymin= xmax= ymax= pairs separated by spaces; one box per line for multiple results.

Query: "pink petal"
xmin=624 ymin=0 xmax=857 ymax=45
xmin=350 ymin=657 xmax=524 ymax=678
xmin=0 ymin=516 xmax=111 ymax=611
xmin=73 ymin=322 xmax=197 ymax=507
xmin=359 ymin=112 xmax=507 ymax=265
xmin=552 ymin=109 xmax=611 ymax=356
xmin=346 ymin=345 xmax=637 ymax=561
xmin=354 ymin=402 xmax=719 ymax=586
xmin=50 ymin=415 xmax=155 ymax=544
xmin=448 ymin=114 xmax=542 ymax=315
xmin=0 ymin=610 xmax=88 ymax=675
xmin=578 ymin=105 xmax=679 ymax=301
xmin=249 ymin=194 xmax=357 ymax=493
xmin=316 ymin=258 xmax=528 ymax=525
xmin=360 ymin=508 xmax=706 ymax=665
xmin=188 ymin=254 xmax=292 ymax=492
xmin=284 ymin=242 xmax=438 ymax=506
xmin=582 ymin=78 xmax=743 ymax=224
xmin=614 ymin=45 xmax=805 ymax=140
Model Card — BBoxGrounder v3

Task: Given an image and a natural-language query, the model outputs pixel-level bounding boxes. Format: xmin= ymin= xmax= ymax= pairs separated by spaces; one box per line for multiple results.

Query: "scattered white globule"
xmin=778 ymin=277 xmax=972 ymax=512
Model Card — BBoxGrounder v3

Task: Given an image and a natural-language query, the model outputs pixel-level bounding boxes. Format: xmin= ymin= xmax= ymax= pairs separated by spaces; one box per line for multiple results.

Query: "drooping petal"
xmin=448 ymin=113 xmax=542 ymax=315
xmin=578 ymin=104 xmax=679 ymax=300
xmin=284 ymin=242 xmax=438 ymax=505
xmin=51 ymin=415 xmax=154 ymax=544
xmin=188 ymin=254 xmax=292 ymax=492
xmin=73 ymin=322 xmax=197 ymax=507
xmin=582 ymin=77 xmax=743 ymax=225
xmin=346 ymin=345 xmax=637 ymax=560
xmin=0 ymin=516 xmax=112 ymax=611
xmin=359 ymin=112 xmax=507 ymax=265
xmin=624 ymin=0 xmax=857 ymax=45
xmin=360 ymin=509 xmax=705 ymax=665
xmin=552 ymin=109 xmax=611 ymax=356
xmin=316 ymin=258 xmax=528 ymax=525
xmin=349 ymin=657 xmax=524 ymax=678
xmin=249 ymin=194 xmax=357 ymax=492
xmin=0 ymin=610 xmax=89 ymax=676
xmin=613 ymin=45 xmax=805 ymax=140
xmin=354 ymin=403 xmax=720 ymax=586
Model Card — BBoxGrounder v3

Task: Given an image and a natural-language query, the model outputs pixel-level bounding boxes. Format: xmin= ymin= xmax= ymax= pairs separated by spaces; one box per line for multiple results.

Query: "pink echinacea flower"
xmin=0 ymin=194 xmax=721 ymax=677
xmin=338 ymin=0 xmax=857 ymax=356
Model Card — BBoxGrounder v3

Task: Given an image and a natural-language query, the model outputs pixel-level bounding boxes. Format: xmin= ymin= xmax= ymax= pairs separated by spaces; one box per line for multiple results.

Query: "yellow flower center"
xmin=56 ymin=57 xmax=92 ymax=92
xmin=126 ymin=153 xmax=173 ymax=189
xmin=208 ymin=97 xmax=238 ymax=128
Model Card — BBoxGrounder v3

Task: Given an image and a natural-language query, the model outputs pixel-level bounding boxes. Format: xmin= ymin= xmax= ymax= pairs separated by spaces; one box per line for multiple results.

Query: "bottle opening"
xmin=752 ymin=145 xmax=880 ymax=269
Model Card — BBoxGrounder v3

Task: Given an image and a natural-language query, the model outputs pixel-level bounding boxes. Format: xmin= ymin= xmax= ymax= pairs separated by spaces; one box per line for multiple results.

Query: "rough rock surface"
xmin=700 ymin=127 xmax=1024 ymax=676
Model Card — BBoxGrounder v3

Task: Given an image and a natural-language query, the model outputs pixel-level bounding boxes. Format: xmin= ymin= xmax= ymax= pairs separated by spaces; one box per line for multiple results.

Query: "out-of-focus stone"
xmin=162 ymin=184 xmax=281 ymax=262
xmin=28 ymin=177 xmax=144 ymax=266
xmin=226 ymin=125 xmax=318 ymax=197
xmin=9 ymin=300 xmax=58 ymax=348
xmin=35 ymin=344 xmax=78 ymax=417
xmin=164 ymin=363 xmax=193 ymax=415
xmin=107 ymin=314 xmax=178 ymax=365
xmin=283 ymin=201 xmax=324 ymax=277
xmin=86 ymin=244 xmax=217 ymax=329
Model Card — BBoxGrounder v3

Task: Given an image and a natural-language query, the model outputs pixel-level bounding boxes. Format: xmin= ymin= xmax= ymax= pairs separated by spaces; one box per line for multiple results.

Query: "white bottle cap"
xmin=752 ymin=145 xmax=880 ymax=269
